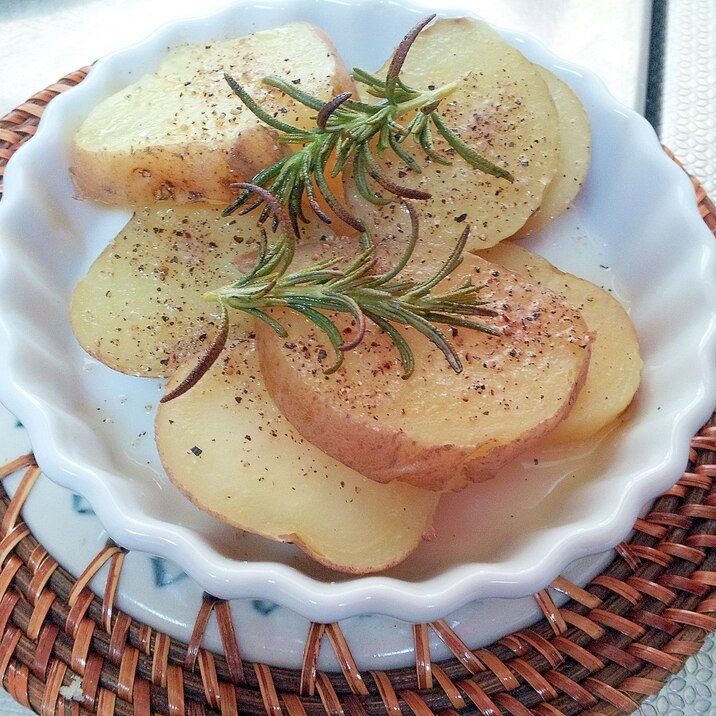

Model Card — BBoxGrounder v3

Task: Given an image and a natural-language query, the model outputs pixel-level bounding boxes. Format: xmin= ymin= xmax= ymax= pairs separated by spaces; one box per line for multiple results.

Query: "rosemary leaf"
xmin=430 ymin=112 xmax=514 ymax=181
xmin=261 ymin=76 xmax=326 ymax=111
xmin=363 ymin=310 xmax=416 ymax=377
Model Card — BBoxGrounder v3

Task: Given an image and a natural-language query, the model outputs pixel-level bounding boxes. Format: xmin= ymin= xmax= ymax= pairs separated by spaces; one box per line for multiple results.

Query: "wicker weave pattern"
xmin=0 ymin=68 xmax=88 ymax=198
xmin=0 ymin=73 xmax=714 ymax=716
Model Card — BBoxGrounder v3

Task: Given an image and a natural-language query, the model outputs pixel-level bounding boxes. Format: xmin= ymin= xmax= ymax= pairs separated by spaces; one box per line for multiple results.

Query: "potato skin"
xmin=71 ymin=23 xmax=354 ymax=206
xmin=256 ymin=250 xmax=592 ymax=491
xmin=70 ymin=126 xmax=280 ymax=206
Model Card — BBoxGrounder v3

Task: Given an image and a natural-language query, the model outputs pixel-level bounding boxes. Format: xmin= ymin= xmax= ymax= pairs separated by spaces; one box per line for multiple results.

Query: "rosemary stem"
xmin=391 ymin=80 xmax=459 ymax=118
xmin=340 ymin=81 xmax=458 ymax=141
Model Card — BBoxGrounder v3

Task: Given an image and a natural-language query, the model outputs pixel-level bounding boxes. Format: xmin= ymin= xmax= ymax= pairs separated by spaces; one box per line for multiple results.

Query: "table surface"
xmin=0 ymin=1 xmax=714 ymax=714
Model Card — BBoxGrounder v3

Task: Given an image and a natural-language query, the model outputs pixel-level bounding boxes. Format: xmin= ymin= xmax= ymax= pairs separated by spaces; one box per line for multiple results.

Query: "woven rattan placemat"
xmin=0 ymin=72 xmax=715 ymax=716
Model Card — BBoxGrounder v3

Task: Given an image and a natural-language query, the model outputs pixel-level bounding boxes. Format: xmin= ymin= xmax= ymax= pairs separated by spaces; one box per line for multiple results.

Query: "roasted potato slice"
xmin=343 ymin=17 xmax=560 ymax=270
xmin=156 ymin=332 xmax=439 ymax=574
xmin=71 ymin=23 xmax=354 ymax=205
xmin=481 ymin=243 xmax=642 ymax=442
xmin=69 ymin=205 xmax=264 ymax=376
xmin=512 ymin=67 xmax=591 ymax=237
xmin=256 ymin=243 xmax=592 ymax=491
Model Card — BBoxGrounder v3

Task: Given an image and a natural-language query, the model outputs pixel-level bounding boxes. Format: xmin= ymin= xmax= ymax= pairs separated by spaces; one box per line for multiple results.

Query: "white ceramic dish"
xmin=0 ymin=407 xmax=615 ymax=670
xmin=0 ymin=0 xmax=714 ymax=623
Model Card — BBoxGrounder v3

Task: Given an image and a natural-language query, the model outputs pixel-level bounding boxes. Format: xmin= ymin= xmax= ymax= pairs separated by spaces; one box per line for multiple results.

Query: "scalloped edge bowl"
xmin=0 ymin=0 xmax=715 ymax=622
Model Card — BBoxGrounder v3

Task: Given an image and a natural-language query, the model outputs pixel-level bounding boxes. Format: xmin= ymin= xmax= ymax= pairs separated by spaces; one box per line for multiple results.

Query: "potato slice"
xmin=69 ymin=205 xmax=264 ymax=376
xmin=481 ymin=243 xmax=642 ymax=442
xmin=512 ymin=67 xmax=591 ymax=237
xmin=71 ymin=23 xmax=353 ymax=205
xmin=256 ymin=243 xmax=592 ymax=491
xmin=156 ymin=332 xmax=439 ymax=573
xmin=343 ymin=18 xmax=560 ymax=270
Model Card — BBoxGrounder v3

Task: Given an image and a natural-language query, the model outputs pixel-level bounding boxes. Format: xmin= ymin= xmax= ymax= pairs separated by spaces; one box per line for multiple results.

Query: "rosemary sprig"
xmin=217 ymin=198 xmax=497 ymax=374
xmin=223 ymin=14 xmax=513 ymax=234
xmin=160 ymin=189 xmax=499 ymax=402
